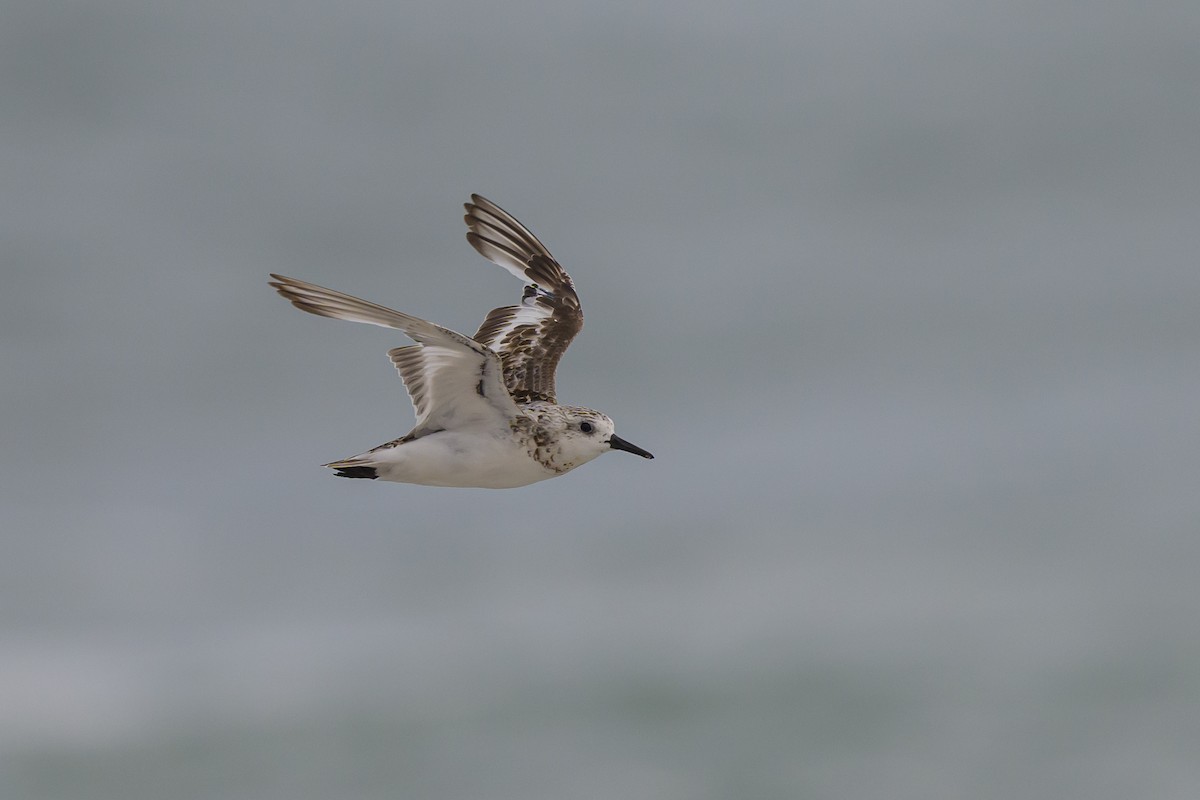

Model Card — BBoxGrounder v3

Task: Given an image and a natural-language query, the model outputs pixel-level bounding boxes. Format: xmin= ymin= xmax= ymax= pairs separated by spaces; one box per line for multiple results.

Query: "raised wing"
xmin=269 ymin=274 xmax=519 ymax=435
xmin=464 ymin=194 xmax=583 ymax=404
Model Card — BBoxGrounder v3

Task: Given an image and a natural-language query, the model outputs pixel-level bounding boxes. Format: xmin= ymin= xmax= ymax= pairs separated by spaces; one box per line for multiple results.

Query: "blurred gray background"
xmin=3 ymin=1 xmax=1198 ymax=798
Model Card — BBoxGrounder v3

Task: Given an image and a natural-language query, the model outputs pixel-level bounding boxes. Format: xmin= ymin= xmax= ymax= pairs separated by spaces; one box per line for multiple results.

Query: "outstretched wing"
xmin=269 ymin=274 xmax=519 ymax=435
xmin=464 ymin=194 xmax=583 ymax=404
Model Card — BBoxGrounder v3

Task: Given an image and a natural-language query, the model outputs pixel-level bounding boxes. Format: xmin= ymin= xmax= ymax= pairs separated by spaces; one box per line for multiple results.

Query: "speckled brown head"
xmin=520 ymin=404 xmax=654 ymax=474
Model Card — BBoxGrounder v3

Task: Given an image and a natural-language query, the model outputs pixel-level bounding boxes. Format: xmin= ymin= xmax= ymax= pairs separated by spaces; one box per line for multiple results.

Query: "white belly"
xmin=365 ymin=430 xmax=560 ymax=488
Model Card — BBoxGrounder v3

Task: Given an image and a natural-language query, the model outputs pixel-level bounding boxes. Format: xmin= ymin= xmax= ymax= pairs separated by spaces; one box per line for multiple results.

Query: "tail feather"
xmin=330 ymin=465 xmax=377 ymax=479
xmin=323 ymin=459 xmax=379 ymax=479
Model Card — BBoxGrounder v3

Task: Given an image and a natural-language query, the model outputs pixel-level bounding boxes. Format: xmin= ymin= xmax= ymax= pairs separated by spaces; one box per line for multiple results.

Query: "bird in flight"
xmin=269 ymin=194 xmax=653 ymax=488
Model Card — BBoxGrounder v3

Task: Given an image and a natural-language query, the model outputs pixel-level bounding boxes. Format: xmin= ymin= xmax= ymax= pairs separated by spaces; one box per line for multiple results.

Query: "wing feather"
xmin=464 ymin=195 xmax=583 ymax=404
xmin=269 ymin=274 xmax=518 ymax=434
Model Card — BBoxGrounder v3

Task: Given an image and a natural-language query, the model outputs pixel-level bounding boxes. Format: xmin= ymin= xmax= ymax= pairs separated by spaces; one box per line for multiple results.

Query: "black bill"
xmin=608 ymin=434 xmax=654 ymax=459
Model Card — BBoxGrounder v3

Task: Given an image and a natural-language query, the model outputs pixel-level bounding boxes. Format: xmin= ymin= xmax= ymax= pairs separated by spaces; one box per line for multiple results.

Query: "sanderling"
xmin=270 ymin=194 xmax=653 ymax=488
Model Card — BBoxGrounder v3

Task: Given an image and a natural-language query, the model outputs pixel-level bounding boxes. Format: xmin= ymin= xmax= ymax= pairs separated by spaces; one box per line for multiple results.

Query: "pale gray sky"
xmin=3 ymin=2 xmax=1199 ymax=798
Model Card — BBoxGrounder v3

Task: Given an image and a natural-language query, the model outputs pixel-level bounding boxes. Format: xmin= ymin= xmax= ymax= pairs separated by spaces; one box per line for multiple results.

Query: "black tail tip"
xmin=332 ymin=465 xmax=378 ymax=479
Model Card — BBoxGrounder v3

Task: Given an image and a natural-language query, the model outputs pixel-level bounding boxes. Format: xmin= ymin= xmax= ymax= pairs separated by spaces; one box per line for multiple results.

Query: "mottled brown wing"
xmin=464 ymin=194 xmax=583 ymax=404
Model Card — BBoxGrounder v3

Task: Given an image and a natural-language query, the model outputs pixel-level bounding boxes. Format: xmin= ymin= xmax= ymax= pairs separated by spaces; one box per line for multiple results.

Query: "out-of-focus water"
xmin=3 ymin=2 xmax=1199 ymax=798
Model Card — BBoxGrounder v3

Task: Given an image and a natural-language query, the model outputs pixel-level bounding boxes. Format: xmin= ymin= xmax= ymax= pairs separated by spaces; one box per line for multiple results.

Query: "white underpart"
xmin=357 ymin=430 xmax=559 ymax=489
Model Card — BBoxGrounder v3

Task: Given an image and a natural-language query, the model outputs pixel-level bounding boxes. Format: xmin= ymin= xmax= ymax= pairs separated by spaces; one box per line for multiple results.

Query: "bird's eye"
xmin=579 ymin=421 xmax=594 ymax=434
